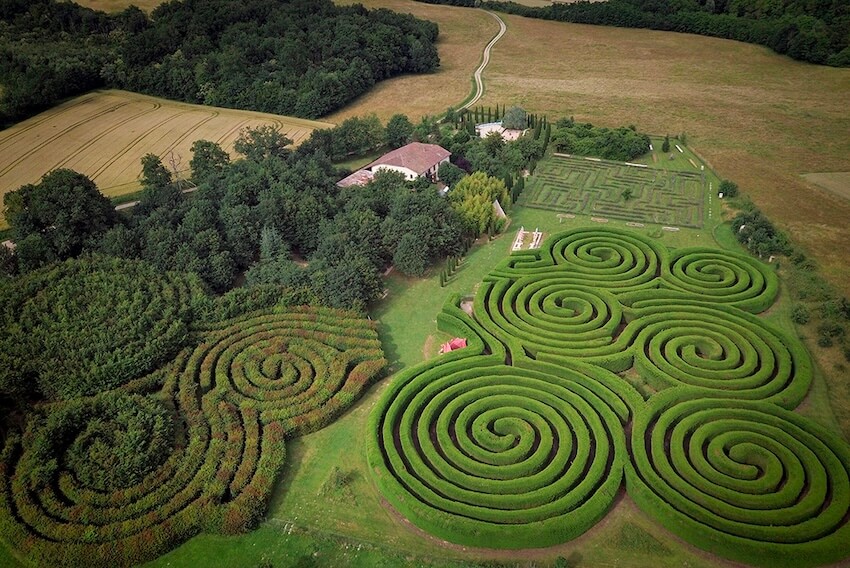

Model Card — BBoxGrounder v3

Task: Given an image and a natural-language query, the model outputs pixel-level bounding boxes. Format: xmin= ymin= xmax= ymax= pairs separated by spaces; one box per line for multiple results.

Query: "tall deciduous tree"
xmin=140 ymin=153 xmax=172 ymax=189
xmin=385 ymin=114 xmax=415 ymax=149
xmin=190 ymin=140 xmax=230 ymax=184
xmin=501 ymin=106 xmax=527 ymax=130
xmin=234 ymin=125 xmax=292 ymax=162
xmin=4 ymin=169 xmax=117 ymax=270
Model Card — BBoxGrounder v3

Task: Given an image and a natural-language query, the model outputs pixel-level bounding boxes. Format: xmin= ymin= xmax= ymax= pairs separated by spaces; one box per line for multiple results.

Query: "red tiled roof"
xmin=336 ymin=169 xmax=374 ymax=187
xmin=368 ymin=142 xmax=450 ymax=175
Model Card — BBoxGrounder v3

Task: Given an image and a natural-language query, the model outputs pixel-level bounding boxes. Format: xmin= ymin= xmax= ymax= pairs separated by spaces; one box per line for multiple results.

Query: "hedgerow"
xmin=0 ymin=307 xmax=385 ymax=567
xmin=368 ymin=357 xmax=639 ymax=549
xmin=369 ymin=227 xmax=850 ymax=565
xmin=627 ymin=389 xmax=850 ymax=568
xmin=0 ymin=256 xmax=207 ymax=400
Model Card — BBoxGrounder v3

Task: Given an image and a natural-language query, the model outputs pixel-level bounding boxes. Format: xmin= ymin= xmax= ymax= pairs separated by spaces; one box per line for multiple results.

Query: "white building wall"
xmin=371 ymin=165 xmax=419 ymax=181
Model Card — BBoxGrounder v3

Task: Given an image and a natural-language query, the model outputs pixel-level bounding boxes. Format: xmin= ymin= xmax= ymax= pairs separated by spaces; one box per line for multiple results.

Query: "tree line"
xmin=414 ymin=0 xmax=850 ymax=66
xmin=0 ymin=0 xmax=441 ymax=127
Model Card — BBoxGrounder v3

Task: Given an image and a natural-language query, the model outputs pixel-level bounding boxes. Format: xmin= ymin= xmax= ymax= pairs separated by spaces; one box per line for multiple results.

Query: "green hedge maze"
xmin=368 ymin=227 xmax=850 ymax=567
xmin=520 ymin=155 xmax=705 ymax=228
xmin=0 ymin=308 xmax=386 ymax=568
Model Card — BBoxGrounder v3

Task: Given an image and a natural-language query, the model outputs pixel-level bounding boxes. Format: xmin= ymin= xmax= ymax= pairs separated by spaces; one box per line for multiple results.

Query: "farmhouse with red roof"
xmin=337 ymin=142 xmax=451 ymax=187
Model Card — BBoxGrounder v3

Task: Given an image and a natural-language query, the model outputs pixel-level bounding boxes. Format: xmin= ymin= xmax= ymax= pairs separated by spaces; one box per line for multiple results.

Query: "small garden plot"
xmin=368 ymin=227 xmax=850 ymax=568
xmin=521 ymin=155 xmax=705 ymax=228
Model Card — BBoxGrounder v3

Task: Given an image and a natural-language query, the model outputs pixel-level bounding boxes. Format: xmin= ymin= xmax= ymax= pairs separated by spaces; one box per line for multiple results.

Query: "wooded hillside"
xmin=0 ymin=0 xmax=440 ymax=126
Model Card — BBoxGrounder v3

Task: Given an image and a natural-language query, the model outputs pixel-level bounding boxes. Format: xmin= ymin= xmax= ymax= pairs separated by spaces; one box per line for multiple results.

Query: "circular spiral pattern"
xmin=477 ymin=278 xmax=627 ymax=364
xmin=628 ymin=303 xmax=811 ymax=408
xmin=192 ymin=310 xmax=385 ymax=430
xmin=0 ymin=307 xmax=385 ymax=568
xmin=371 ymin=359 xmax=634 ymax=549
xmin=368 ymin=227 xmax=841 ymax=563
xmin=497 ymin=228 xmax=662 ymax=291
xmin=628 ymin=391 xmax=850 ymax=567
xmin=659 ymin=248 xmax=778 ymax=312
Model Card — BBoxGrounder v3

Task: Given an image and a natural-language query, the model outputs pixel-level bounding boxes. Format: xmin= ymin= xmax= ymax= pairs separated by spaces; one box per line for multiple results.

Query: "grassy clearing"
xmin=74 ymin=0 xmax=164 ymax=11
xmin=0 ymin=90 xmax=331 ymax=229
xmin=477 ymin=13 xmax=850 ymax=298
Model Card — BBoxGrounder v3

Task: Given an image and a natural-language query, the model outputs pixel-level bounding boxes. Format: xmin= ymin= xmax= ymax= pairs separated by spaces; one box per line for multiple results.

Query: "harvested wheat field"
xmin=475 ymin=14 xmax=850 ymax=295
xmin=0 ymin=90 xmax=332 ymax=226
xmin=74 ymin=0 xmax=164 ymax=11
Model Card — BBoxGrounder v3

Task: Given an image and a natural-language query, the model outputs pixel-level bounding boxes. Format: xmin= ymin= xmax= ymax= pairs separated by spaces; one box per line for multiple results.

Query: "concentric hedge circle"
xmin=0 ymin=307 xmax=385 ymax=568
xmin=190 ymin=309 xmax=387 ymax=433
xmin=628 ymin=390 xmax=850 ymax=567
xmin=476 ymin=278 xmax=628 ymax=367
xmin=370 ymin=358 xmax=638 ymax=549
xmin=493 ymin=228 xmax=662 ymax=291
xmin=656 ymin=248 xmax=779 ymax=312
xmin=628 ymin=302 xmax=811 ymax=408
xmin=370 ymin=227 xmax=840 ymax=563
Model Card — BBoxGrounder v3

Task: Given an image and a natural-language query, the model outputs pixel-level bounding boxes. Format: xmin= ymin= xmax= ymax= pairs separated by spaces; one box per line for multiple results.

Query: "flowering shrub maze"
xmin=0 ymin=307 xmax=386 ymax=567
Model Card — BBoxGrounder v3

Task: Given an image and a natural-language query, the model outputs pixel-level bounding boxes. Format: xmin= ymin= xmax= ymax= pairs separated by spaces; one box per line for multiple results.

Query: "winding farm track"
xmin=460 ymin=10 xmax=507 ymax=111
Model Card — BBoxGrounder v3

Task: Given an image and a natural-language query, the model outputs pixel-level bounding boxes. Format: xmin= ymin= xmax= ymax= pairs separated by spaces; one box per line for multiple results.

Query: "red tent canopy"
xmin=440 ymin=338 xmax=467 ymax=353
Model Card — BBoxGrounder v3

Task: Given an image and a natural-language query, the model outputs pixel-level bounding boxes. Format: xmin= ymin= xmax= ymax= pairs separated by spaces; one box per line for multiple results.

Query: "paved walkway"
xmin=460 ymin=11 xmax=507 ymax=111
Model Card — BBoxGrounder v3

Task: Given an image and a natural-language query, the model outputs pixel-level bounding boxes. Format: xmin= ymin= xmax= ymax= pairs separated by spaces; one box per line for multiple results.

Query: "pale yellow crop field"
xmin=0 ymin=90 xmax=333 ymax=226
xmin=75 ymin=0 xmax=164 ymax=12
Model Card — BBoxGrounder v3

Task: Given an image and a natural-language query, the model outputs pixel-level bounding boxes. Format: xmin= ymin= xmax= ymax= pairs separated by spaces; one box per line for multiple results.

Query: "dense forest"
xmin=0 ymin=0 xmax=440 ymax=126
xmin=0 ymin=104 xmax=653 ymax=407
xmin=0 ymin=107 xmax=547 ymax=405
xmin=416 ymin=0 xmax=850 ymax=66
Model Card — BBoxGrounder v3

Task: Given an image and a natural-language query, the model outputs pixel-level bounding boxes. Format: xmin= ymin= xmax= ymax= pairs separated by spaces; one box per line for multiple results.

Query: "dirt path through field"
xmin=460 ymin=11 xmax=507 ymax=110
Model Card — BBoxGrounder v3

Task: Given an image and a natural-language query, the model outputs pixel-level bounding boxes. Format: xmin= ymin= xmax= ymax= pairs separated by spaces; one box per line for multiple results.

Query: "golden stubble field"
xmin=0 ymin=90 xmax=332 ymax=226
xmin=478 ymin=14 xmax=850 ymax=296
xmin=75 ymin=0 xmax=163 ymax=11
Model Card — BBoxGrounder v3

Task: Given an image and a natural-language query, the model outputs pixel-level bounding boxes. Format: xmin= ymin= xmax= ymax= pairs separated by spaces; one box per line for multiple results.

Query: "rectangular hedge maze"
xmin=521 ymin=156 xmax=705 ymax=228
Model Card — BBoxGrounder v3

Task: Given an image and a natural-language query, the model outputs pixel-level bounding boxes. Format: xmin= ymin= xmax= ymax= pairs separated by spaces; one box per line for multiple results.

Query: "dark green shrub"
xmin=791 ymin=304 xmax=810 ymax=324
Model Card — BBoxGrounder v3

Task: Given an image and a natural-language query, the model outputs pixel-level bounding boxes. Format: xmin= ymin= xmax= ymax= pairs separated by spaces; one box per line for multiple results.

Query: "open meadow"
xmin=0 ymin=90 xmax=332 ymax=227
xmin=74 ymin=0 xmax=163 ymax=11
xmin=474 ymin=12 xmax=850 ymax=297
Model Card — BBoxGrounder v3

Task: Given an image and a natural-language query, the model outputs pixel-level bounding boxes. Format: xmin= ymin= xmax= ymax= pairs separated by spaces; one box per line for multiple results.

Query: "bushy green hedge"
xmin=628 ymin=301 xmax=811 ymax=408
xmin=368 ymin=227 xmax=849 ymax=565
xmin=368 ymin=357 xmax=638 ymax=549
xmin=0 ymin=256 xmax=207 ymax=400
xmin=0 ymin=307 xmax=385 ymax=567
xmin=627 ymin=389 xmax=850 ymax=568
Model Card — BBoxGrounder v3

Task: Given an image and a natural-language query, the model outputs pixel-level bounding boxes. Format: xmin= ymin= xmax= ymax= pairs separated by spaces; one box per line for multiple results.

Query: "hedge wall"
xmin=368 ymin=227 xmax=849 ymax=565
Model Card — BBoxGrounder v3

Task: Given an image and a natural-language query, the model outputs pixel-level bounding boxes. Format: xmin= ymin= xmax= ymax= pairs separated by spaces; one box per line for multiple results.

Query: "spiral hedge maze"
xmin=520 ymin=155 xmax=705 ymax=228
xmin=0 ymin=307 xmax=386 ymax=567
xmin=0 ymin=256 xmax=208 ymax=400
xmin=369 ymin=227 xmax=850 ymax=567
